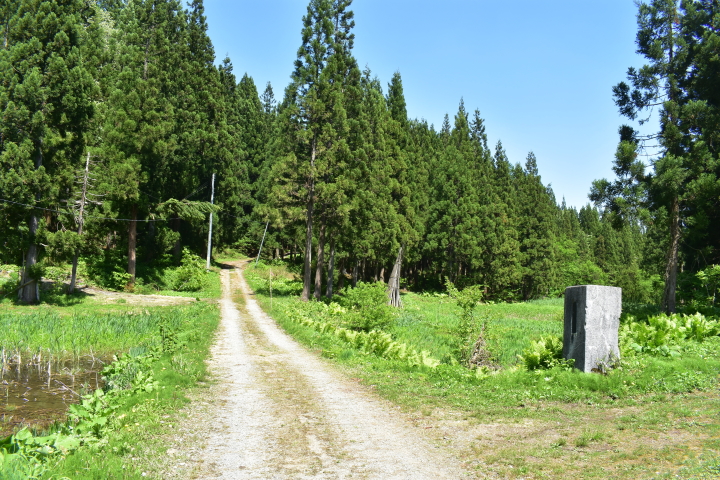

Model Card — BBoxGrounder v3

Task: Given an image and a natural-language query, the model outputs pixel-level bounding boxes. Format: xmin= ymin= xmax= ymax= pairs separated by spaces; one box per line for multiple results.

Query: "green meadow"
xmin=247 ymin=261 xmax=720 ymax=479
xmin=0 ymin=270 xmax=220 ymax=479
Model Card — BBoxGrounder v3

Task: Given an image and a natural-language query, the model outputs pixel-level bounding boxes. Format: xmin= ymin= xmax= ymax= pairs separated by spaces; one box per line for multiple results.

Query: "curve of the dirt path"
xmin=176 ymin=262 xmax=470 ymax=479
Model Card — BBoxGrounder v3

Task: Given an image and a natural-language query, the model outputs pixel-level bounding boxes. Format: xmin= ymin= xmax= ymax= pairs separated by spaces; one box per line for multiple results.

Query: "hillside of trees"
xmin=1 ymin=0 xmax=718 ymax=311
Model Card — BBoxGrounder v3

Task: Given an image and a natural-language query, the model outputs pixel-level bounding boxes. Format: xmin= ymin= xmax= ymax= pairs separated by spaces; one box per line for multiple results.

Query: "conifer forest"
xmin=1 ymin=0 xmax=719 ymax=311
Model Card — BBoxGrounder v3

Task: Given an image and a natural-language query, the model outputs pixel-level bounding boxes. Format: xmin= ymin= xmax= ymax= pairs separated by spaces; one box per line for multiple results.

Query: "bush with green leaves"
xmin=678 ymin=264 xmax=720 ymax=311
xmin=283 ymin=301 xmax=439 ymax=368
xmin=620 ymin=312 xmax=720 ymax=357
xmin=0 ymin=265 xmax=19 ymax=296
xmin=165 ymin=248 xmax=210 ymax=292
xmin=519 ymin=335 xmax=574 ymax=370
xmin=338 ymin=281 xmax=395 ymax=332
xmin=445 ymin=278 xmax=493 ymax=366
xmin=85 ymin=249 xmax=133 ymax=291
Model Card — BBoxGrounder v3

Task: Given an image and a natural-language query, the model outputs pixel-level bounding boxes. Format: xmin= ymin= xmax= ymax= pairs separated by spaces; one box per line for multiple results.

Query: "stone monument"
xmin=563 ymin=285 xmax=621 ymax=373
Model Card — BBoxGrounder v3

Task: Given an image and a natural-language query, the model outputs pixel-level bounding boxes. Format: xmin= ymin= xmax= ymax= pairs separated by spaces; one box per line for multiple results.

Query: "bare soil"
xmin=77 ymin=286 xmax=198 ymax=306
xmin=148 ymin=262 xmax=719 ymax=479
xmin=161 ymin=262 xmax=473 ymax=479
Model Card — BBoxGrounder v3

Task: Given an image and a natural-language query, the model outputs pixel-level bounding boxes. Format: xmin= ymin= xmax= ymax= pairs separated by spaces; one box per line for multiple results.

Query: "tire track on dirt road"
xmin=185 ymin=262 xmax=470 ymax=479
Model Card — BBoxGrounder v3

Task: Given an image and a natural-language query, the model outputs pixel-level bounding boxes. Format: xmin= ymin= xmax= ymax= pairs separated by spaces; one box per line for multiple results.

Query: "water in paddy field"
xmin=0 ymin=357 xmax=108 ymax=437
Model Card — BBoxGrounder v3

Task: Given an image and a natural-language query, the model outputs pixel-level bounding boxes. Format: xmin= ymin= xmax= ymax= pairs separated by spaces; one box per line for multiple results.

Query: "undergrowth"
xmin=0 ymin=301 xmax=219 ymax=479
xmin=0 ymin=309 xmax=175 ymax=365
xmin=245 ymin=261 xmax=720 ymax=410
xmin=0 ymin=248 xmax=220 ymax=305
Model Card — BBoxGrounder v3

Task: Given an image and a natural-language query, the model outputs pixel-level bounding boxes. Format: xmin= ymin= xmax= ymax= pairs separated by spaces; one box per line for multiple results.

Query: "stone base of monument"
xmin=563 ymin=285 xmax=621 ymax=373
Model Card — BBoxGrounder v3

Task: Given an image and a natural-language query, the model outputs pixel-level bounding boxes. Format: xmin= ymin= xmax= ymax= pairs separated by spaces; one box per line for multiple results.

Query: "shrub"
xmin=519 ymin=335 xmax=573 ymax=370
xmin=338 ymin=282 xmax=394 ymax=332
xmin=445 ymin=278 xmax=493 ymax=366
xmin=85 ymin=250 xmax=131 ymax=291
xmin=620 ymin=312 xmax=720 ymax=357
xmin=165 ymin=248 xmax=209 ymax=292
xmin=0 ymin=266 xmax=19 ymax=296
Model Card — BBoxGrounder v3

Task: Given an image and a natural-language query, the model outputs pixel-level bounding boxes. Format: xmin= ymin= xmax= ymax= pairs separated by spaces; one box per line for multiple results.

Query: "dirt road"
xmin=178 ymin=262 xmax=470 ymax=479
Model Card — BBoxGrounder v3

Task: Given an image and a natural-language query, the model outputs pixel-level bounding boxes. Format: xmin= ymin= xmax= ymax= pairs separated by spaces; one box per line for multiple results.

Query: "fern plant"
xmin=519 ymin=335 xmax=573 ymax=370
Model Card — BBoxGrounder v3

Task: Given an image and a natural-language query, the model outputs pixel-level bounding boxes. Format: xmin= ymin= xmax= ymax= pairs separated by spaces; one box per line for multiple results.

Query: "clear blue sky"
xmin=203 ymin=1 xmax=646 ymax=210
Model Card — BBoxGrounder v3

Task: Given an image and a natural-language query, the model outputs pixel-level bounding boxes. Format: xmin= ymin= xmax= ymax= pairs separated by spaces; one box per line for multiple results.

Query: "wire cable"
xmin=0 ymin=198 xmax=168 ymax=222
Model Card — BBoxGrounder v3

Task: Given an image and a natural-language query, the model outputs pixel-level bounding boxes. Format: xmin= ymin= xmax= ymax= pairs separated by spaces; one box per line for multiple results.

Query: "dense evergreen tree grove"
xmin=1 ymin=0 xmax=714 ymax=308
xmin=594 ymin=0 xmax=720 ymax=312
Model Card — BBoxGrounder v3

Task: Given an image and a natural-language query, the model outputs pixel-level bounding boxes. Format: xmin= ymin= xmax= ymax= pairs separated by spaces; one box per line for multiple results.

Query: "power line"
xmin=219 ymin=212 xmax=246 ymax=220
xmin=182 ymin=181 xmax=209 ymax=201
xmin=0 ymin=198 xmax=168 ymax=223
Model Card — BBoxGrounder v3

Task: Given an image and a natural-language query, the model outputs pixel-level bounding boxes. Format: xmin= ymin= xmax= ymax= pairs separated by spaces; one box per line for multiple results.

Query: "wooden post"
xmin=206 ymin=173 xmax=215 ymax=270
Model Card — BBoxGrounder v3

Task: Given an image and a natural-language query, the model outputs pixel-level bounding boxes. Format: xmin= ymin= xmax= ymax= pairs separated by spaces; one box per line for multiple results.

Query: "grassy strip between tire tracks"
xmin=245 ymin=261 xmax=720 ymax=480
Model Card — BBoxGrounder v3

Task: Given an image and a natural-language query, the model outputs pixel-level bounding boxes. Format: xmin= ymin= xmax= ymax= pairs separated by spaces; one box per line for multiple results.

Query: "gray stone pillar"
xmin=563 ymin=285 xmax=621 ymax=372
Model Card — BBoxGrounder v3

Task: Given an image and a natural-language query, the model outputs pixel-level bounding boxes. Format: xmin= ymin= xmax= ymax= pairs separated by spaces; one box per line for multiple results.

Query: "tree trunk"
xmin=19 ymin=217 xmax=40 ymax=304
xmin=379 ymin=267 xmax=385 ymax=283
xmin=352 ymin=262 xmax=358 ymax=288
xmin=301 ymin=141 xmax=317 ymax=302
xmin=69 ymin=254 xmax=80 ymax=294
xmin=663 ymin=195 xmax=680 ymax=313
xmin=19 ymin=139 xmax=44 ymax=304
xmin=337 ymin=258 xmax=345 ymax=291
xmin=314 ymin=221 xmax=326 ymax=300
xmin=69 ymin=152 xmax=91 ymax=294
xmin=326 ymin=238 xmax=335 ymax=298
xmin=127 ymin=203 xmax=138 ymax=286
xmin=387 ymin=246 xmax=404 ymax=307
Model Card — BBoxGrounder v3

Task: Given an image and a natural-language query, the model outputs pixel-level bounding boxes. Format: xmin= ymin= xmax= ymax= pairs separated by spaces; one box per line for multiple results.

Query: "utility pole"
xmin=255 ymin=221 xmax=269 ymax=266
xmin=69 ymin=152 xmax=91 ymax=294
xmin=206 ymin=173 xmax=215 ymax=271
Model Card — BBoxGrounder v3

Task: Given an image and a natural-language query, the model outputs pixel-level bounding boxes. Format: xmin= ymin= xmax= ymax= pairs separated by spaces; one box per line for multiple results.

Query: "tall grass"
xmin=392 ymin=294 xmax=564 ymax=366
xmin=245 ymin=261 xmax=720 ymax=406
xmin=0 ymin=309 xmax=182 ymax=368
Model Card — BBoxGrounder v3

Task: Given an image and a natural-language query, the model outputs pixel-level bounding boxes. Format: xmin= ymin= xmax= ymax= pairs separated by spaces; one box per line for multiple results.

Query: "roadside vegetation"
xmin=2 ymin=0 xmax=720 ymax=477
xmin=0 ymin=263 xmax=220 ymax=479
xmin=247 ymin=261 xmax=720 ymax=479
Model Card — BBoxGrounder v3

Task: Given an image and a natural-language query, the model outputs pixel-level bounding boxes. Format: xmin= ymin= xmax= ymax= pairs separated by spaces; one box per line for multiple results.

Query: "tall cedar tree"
xmin=426 ymin=101 xmax=484 ymax=283
xmin=169 ymin=0 xmax=226 ymax=258
xmin=389 ymin=73 xmax=431 ymax=290
xmin=272 ymin=0 xmax=359 ymax=301
xmin=0 ymin=0 xmax=96 ymax=302
xmin=516 ymin=152 xmax=557 ymax=299
xmin=351 ymin=69 xmax=410 ymax=300
xmin=605 ymin=0 xmax=720 ymax=312
xmin=215 ymin=58 xmax=252 ymax=248
xmin=102 ymin=0 xmax=185 ymax=282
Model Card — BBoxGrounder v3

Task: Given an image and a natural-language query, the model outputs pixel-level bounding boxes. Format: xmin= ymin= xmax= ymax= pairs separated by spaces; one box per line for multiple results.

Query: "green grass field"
xmin=391 ymin=294 xmax=563 ymax=366
xmin=0 ymin=266 xmax=221 ymax=480
xmin=246 ymin=261 xmax=720 ymax=479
